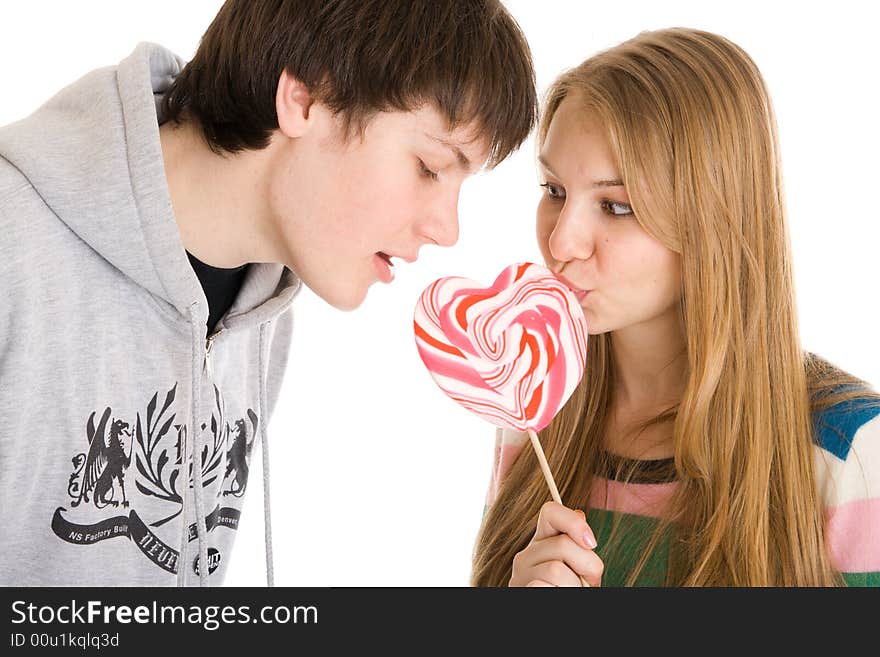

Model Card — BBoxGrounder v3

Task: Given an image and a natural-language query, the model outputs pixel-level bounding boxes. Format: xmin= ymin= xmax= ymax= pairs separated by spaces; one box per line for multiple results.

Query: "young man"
xmin=0 ymin=0 xmax=536 ymax=586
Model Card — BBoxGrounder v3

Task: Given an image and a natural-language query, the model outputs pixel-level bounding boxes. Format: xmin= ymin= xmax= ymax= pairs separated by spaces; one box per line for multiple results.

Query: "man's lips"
xmin=377 ymin=251 xmax=418 ymax=265
xmin=374 ymin=251 xmax=418 ymax=285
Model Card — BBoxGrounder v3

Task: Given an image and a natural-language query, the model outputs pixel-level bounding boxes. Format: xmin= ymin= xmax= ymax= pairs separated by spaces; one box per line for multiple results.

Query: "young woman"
xmin=472 ymin=27 xmax=880 ymax=587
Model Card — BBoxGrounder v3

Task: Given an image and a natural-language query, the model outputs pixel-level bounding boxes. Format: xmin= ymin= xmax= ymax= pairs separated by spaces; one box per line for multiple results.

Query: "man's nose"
xmin=421 ymin=191 xmax=461 ymax=247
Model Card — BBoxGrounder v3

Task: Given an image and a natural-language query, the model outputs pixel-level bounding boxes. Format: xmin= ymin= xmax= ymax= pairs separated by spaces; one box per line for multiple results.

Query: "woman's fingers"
xmin=526 ymin=534 xmax=604 ymax=585
xmin=525 ymin=560 xmax=584 ymax=587
xmin=533 ymin=501 xmax=597 ymax=550
xmin=510 ymin=502 xmax=603 ymax=587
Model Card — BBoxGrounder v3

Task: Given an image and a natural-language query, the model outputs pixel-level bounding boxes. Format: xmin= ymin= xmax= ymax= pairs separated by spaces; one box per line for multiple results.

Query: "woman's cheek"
xmin=535 ymin=204 xmax=556 ymax=262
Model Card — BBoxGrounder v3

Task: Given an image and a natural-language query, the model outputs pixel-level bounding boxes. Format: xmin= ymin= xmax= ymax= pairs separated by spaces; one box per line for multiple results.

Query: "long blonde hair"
xmin=472 ymin=28 xmax=879 ymax=586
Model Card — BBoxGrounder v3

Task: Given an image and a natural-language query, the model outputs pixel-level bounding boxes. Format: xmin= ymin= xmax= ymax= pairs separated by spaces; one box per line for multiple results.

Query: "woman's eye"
xmin=419 ymin=160 xmax=439 ymax=181
xmin=540 ymin=182 xmax=565 ymax=200
xmin=600 ymin=199 xmax=633 ymax=216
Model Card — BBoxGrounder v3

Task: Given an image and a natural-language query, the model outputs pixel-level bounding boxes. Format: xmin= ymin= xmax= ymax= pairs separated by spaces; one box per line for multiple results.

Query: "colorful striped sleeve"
xmin=812 ymin=398 xmax=880 ymax=586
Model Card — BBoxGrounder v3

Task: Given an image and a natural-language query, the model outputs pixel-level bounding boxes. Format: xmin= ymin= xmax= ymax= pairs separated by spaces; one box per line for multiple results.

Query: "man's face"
xmin=267 ymin=103 xmax=490 ymax=311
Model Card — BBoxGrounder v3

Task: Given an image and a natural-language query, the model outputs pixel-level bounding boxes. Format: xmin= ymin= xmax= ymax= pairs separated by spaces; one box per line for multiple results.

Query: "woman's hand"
xmin=509 ymin=501 xmax=603 ymax=587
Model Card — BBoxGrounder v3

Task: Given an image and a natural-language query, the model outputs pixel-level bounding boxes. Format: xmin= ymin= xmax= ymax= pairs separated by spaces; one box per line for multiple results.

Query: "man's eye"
xmin=419 ymin=160 xmax=439 ymax=181
xmin=600 ymin=199 xmax=633 ymax=216
xmin=540 ymin=182 xmax=565 ymax=200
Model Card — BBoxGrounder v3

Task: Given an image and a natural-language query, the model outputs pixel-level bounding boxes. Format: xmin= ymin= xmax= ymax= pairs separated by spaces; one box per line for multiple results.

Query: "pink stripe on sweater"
xmin=588 ymin=477 xmax=678 ymax=519
xmin=825 ymin=497 xmax=880 ymax=572
xmin=486 ymin=441 xmax=679 ymax=517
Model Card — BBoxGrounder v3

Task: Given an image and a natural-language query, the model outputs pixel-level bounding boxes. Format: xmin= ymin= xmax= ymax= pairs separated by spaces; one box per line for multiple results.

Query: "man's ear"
xmin=276 ymin=69 xmax=315 ymax=138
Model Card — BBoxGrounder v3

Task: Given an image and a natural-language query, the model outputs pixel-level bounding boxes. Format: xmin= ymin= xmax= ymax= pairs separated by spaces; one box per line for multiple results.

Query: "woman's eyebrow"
xmin=593 ymin=178 xmax=624 ymax=188
xmin=537 ymin=154 xmax=561 ymax=179
xmin=538 ymin=154 xmax=624 ymax=188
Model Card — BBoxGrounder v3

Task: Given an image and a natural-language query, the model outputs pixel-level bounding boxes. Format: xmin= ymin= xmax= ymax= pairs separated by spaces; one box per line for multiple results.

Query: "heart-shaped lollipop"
xmin=414 ymin=262 xmax=588 ymax=432
xmin=414 ymin=262 xmax=591 ymax=586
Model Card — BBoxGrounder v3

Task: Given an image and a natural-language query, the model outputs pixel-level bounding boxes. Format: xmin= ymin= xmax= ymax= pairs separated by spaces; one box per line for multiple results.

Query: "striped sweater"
xmin=484 ymin=397 xmax=880 ymax=586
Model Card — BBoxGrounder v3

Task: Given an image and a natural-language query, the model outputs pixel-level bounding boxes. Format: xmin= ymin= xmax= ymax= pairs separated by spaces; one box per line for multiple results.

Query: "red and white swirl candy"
xmin=413 ymin=262 xmax=588 ymax=432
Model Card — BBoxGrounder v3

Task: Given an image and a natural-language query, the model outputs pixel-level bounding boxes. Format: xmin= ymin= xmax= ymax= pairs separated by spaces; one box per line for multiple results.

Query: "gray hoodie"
xmin=0 ymin=43 xmax=302 ymax=586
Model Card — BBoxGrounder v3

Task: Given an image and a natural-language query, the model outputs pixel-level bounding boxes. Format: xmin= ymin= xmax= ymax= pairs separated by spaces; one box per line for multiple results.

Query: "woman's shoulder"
xmin=812 ymin=395 xmax=880 ymax=462
xmin=811 ymin=395 xmax=880 ymax=583
xmin=812 ymin=395 xmax=880 ymax=497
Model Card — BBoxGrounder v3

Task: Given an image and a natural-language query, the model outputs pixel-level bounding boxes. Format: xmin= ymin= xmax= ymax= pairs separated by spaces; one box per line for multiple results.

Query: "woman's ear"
xmin=275 ymin=69 xmax=315 ymax=138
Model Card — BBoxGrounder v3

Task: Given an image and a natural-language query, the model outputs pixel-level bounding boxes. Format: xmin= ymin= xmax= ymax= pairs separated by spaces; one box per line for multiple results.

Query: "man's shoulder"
xmin=0 ymin=155 xmax=33 ymax=206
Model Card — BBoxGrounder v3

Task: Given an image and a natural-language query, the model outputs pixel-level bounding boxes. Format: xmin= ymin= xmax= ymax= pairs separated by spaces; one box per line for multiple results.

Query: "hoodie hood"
xmin=0 ymin=43 xmax=301 ymax=587
xmin=0 ymin=41 xmax=300 ymax=327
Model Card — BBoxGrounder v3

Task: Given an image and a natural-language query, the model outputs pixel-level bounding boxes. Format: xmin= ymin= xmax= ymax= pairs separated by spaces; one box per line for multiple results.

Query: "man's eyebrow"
xmin=538 ymin=154 xmax=624 ymax=188
xmin=425 ymin=133 xmax=473 ymax=173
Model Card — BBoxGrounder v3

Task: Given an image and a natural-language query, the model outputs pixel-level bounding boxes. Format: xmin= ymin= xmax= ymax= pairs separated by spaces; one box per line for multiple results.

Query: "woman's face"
xmin=536 ymin=95 xmax=682 ymax=335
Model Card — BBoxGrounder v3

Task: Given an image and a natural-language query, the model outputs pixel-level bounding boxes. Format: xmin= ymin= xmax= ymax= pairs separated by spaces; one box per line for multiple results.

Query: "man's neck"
xmin=158 ymin=118 xmax=281 ymax=268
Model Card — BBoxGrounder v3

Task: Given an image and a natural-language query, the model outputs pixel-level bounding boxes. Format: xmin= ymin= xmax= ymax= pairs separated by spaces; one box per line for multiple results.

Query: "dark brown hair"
xmin=161 ymin=0 xmax=537 ymax=167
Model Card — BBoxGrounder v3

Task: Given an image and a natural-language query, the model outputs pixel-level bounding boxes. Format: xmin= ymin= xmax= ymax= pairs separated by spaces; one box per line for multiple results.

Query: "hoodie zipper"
xmin=204 ymin=330 xmax=222 ymax=382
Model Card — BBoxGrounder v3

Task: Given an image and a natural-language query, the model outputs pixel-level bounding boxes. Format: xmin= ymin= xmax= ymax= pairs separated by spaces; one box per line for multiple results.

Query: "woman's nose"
xmin=548 ymin=201 xmax=594 ymax=263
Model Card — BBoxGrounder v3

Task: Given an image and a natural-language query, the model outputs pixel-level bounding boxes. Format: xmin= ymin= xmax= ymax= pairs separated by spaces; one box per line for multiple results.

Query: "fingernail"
xmin=583 ymin=528 xmax=597 ymax=549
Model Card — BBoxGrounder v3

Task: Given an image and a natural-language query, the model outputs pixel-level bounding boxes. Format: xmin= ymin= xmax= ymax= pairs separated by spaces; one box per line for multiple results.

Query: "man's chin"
xmin=297 ymin=269 xmax=369 ymax=312
xmin=331 ymin=298 xmax=364 ymax=312
xmin=316 ymin=284 xmax=367 ymax=312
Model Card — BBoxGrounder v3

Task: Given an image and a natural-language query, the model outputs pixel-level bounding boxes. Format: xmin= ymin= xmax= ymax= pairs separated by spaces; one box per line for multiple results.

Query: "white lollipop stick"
xmin=527 ymin=429 xmax=591 ymax=588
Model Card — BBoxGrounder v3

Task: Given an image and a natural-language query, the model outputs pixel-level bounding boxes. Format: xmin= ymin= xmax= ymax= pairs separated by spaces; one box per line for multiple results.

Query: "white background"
xmin=2 ymin=1 xmax=878 ymax=586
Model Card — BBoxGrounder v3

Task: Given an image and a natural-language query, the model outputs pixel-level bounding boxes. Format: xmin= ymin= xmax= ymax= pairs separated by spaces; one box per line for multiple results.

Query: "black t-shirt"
xmin=186 ymin=250 xmax=250 ymax=335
